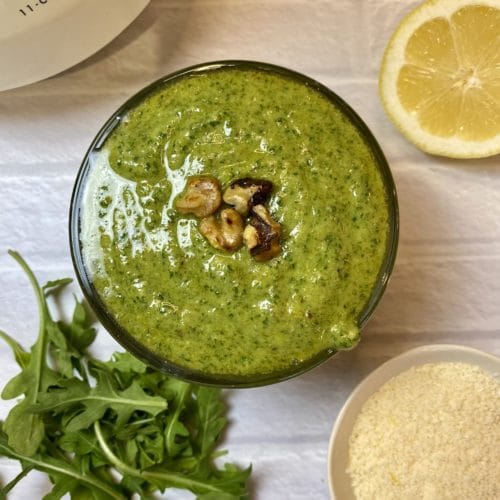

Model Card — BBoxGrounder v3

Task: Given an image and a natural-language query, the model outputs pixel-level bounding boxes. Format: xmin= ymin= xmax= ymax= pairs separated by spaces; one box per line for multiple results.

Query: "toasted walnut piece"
xmin=223 ymin=178 xmax=273 ymax=216
xmin=175 ymin=176 xmax=222 ymax=218
xmin=242 ymin=225 xmax=259 ymax=250
xmin=243 ymin=204 xmax=281 ymax=261
xmin=199 ymin=208 xmax=244 ymax=251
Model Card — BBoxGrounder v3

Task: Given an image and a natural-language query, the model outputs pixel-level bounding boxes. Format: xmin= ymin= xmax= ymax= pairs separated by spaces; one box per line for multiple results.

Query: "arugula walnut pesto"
xmin=80 ymin=66 xmax=391 ymax=378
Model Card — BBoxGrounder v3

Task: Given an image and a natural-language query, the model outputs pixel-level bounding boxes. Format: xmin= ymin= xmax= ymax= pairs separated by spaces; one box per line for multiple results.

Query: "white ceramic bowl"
xmin=327 ymin=344 xmax=500 ymax=499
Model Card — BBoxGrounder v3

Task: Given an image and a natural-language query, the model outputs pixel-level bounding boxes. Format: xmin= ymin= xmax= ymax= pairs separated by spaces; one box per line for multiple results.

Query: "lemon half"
xmin=380 ymin=0 xmax=500 ymax=158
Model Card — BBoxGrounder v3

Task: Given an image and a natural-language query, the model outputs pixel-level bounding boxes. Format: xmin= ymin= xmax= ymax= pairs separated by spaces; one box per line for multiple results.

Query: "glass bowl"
xmin=69 ymin=60 xmax=399 ymax=387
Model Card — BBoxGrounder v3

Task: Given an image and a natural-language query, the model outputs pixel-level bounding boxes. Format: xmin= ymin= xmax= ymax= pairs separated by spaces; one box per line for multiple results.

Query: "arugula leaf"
xmin=59 ymin=429 xmax=103 ymax=457
xmin=0 ymin=331 xmax=30 ymax=369
xmin=49 ymin=299 xmax=96 ymax=381
xmin=0 ymin=430 xmax=125 ymax=500
xmin=0 ymin=252 xmax=250 ymax=499
xmin=2 ymin=251 xmax=50 ymax=455
xmin=3 ymin=400 xmax=45 ymax=457
xmin=164 ymin=381 xmax=190 ymax=458
xmin=59 ymin=299 xmax=97 ymax=353
xmin=193 ymin=386 xmax=227 ymax=459
xmin=94 ymin=422 xmax=250 ymax=498
xmin=43 ymin=278 xmax=73 ymax=294
xmin=29 ymin=366 xmax=167 ymax=432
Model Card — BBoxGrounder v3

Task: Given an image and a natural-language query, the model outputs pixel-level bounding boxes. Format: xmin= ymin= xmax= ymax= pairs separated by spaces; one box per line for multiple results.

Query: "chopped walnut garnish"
xmin=242 ymin=225 xmax=259 ymax=250
xmin=176 ymin=175 xmax=281 ymax=260
xmin=243 ymin=204 xmax=281 ymax=261
xmin=223 ymin=178 xmax=273 ymax=216
xmin=199 ymin=208 xmax=244 ymax=251
xmin=175 ymin=176 xmax=221 ymax=218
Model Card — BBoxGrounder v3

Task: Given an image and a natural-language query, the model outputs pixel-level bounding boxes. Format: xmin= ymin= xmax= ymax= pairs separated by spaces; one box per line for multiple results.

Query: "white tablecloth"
xmin=1 ymin=1 xmax=499 ymax=498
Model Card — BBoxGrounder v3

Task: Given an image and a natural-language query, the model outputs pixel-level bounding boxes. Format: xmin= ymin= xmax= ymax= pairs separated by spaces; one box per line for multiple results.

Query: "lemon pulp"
xmin=380 ymin=0 xmax=500 ymax=158
xmin=398 ymin=6 xmax=500 ymax=141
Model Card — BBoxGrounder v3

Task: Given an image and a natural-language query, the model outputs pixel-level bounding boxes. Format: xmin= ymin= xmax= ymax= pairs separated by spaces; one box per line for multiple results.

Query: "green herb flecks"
xmin=0 ymin=251 xmax=250 ymax=499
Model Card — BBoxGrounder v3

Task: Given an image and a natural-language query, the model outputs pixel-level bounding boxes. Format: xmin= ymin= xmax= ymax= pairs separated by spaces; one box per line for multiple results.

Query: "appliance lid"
xmin=0 ymin=0 xmax=150 ymax=92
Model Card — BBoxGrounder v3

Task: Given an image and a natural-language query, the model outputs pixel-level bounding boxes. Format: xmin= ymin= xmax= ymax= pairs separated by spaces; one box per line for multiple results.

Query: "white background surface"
xmin=0 ymin=0 xmax=499 ymax=498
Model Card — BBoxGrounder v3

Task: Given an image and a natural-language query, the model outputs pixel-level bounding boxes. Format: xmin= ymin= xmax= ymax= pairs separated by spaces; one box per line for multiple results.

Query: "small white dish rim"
xmin=327 ymin=343 xmax=500 ymax=500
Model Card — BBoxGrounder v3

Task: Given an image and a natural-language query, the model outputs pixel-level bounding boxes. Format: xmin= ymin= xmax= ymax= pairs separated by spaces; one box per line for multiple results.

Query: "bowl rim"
xmin=327 ymin=343 xmax=500 ymax=499
xmin=69 ymin=59 xmax=399 ymax=388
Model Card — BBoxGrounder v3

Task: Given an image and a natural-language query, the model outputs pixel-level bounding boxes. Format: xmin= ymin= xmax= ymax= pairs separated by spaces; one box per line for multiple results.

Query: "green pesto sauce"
xmin=81 ymin=67 xmax=390 ymax=377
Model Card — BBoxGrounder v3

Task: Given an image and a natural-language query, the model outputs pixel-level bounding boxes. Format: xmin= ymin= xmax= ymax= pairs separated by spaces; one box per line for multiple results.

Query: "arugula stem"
xmin=128 ymin=417 xmax=155 ymax=427
xmin=0 ymin=465 xmax=34 ymax=499
xmin=141 ymin=469 xmax=232 ymax=493
xmin=32 ymin=395 xmax=167 ymax=413
xmin=0 ymin=440 xmax=125 ymax=500
xmin=8 ymin=250 xmax=48 ymax=401
xmin=94 ymin=421 xmax=144 ymax=477
xmin=94 ymin=421 xmax=229 ymax=494
xmin=165 ymin=382 xmax=189 ymax=454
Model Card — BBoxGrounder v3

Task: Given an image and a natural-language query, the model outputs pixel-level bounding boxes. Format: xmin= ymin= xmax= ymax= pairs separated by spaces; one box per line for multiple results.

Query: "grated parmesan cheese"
xmin=347 ymin=362 xmax=500 ymax=499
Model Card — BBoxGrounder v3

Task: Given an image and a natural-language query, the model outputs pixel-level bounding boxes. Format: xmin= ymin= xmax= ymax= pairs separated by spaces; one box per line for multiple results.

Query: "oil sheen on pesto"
xmin=81 ymin=68 xmax=390 ymax=377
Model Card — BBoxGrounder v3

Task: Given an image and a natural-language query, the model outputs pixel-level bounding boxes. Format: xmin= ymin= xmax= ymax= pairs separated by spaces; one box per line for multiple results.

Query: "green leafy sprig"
xmin=0 ymin=251 xmax=250 ymax=499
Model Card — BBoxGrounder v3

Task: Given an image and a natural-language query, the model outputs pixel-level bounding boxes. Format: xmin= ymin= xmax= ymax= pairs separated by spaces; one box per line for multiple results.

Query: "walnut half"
xmin=243 ymin=204 xmax=281 ymax=261
xmin=199 ymin=208 xmax=244 ymax=251
xmin=175 ymin=176 xmax=222 ymax=218
xmin=223 ymin=178 xmax=273 ymax=216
